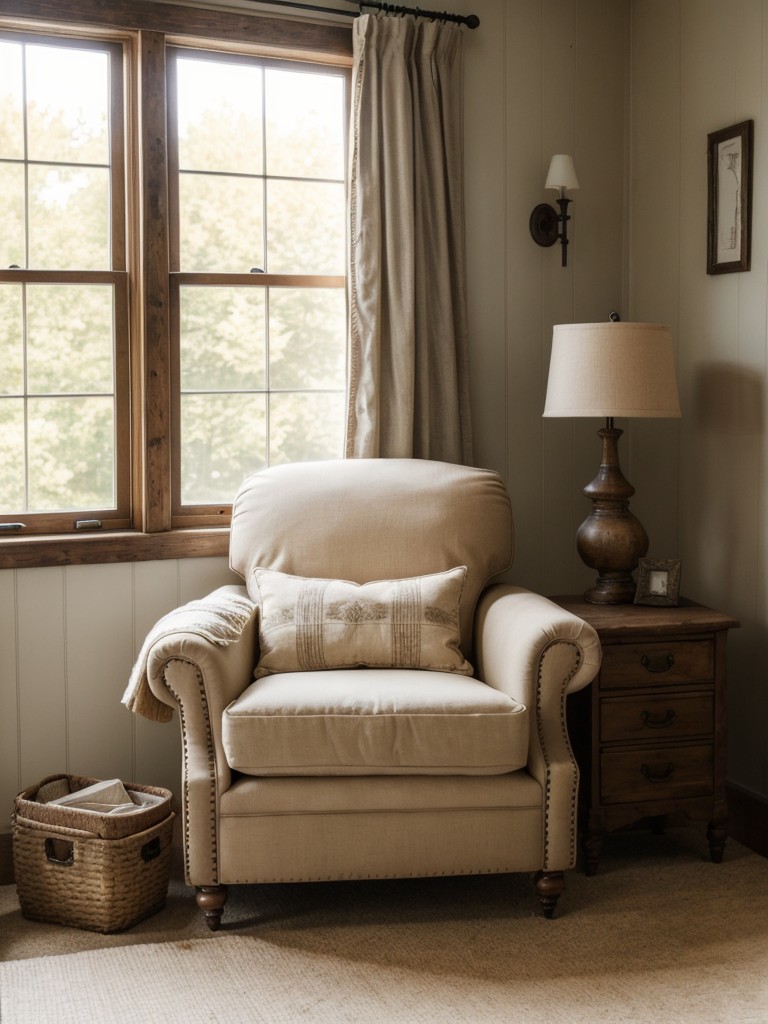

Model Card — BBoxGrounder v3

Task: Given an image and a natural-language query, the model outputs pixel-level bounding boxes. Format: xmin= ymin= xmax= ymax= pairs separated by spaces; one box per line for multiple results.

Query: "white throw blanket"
xmin=123 ymin=590 xmax=256 ymax=723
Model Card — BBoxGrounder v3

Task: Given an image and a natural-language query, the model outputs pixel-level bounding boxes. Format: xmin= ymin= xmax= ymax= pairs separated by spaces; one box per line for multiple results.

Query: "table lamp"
xmin=543 ymin=319 xmax=681 ymax=604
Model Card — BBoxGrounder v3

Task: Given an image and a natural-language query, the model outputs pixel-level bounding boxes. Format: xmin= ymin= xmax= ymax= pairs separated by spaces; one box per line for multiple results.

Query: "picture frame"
xmin=634 ymin=558 xmax=682 ymax=607
xmin=707 ymin=120 xmax=753 ymax=275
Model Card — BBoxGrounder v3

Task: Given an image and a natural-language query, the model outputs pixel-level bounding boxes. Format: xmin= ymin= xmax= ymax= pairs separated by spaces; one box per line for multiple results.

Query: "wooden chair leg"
xmin=707 ymin=819 xmax=728 ymax=863
xmin=534 ymin=871 xmax=564 ymax=919
xmin=196 ymin=885 xmax=228 ymax=931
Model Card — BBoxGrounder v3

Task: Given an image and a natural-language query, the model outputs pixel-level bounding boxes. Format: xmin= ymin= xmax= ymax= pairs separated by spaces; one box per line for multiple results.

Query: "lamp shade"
xmin=545 ymin=154 xmax=579 ymax=191
xmin=543 ymin=322 xmax=681 ymax=419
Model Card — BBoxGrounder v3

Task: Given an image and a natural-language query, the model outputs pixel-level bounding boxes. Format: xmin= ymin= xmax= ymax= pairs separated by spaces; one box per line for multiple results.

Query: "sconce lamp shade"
xmin=543 ymin=322 xmax=681 ymax=420
xmin=545 ymin=154 xmax=580 ymax=192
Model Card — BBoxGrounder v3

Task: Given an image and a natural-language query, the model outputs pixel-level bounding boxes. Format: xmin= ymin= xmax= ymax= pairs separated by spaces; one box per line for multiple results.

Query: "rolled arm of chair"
xmin=474 ymin=585 xmax=601 ymax=706
xmin=144 ymin=585 xmax=258 ymax=724
xmin=474 ymin=584 xmax=601 ymax=871
xmin=141 ymin=584 xmax=258 ymax=886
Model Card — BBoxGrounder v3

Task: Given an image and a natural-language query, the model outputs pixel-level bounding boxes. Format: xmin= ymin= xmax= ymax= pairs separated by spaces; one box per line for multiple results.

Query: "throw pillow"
xmin=251 ymin=566 xmax=473 ymax=678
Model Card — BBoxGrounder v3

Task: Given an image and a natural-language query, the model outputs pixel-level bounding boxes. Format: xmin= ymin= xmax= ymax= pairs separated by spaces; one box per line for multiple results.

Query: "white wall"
xmin=0 ymin=559 xmax=240 ymax=821
xmin=453 ymin=0 xmax=633 ymax=596
xmin=3 ymin=0 xmax=765 ymax=833
xmin=630 ymin=0 xmax=768 ymax=801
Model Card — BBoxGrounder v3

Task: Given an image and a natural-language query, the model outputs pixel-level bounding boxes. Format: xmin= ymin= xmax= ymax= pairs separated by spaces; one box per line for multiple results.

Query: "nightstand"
xmin=552 ymin=596 xmax=740 ymax=874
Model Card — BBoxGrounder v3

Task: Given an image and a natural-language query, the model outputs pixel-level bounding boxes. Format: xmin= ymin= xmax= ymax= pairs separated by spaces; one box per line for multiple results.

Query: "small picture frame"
xmin=635 ymin=558 xmax=682 ymax=607
xmin=707 ymin=120 xmax=753 ymax=275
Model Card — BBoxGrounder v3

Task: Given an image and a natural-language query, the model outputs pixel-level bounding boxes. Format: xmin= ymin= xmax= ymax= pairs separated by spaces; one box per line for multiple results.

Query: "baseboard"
xmin=0 ymin=832 xmax=12 ymax=886
xmin=726 ymin=782 xmax=768 ymax=858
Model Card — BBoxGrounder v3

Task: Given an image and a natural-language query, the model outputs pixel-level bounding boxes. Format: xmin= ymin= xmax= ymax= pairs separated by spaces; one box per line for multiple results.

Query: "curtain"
xmin=345 ymin=13 xmax=473 ymax=464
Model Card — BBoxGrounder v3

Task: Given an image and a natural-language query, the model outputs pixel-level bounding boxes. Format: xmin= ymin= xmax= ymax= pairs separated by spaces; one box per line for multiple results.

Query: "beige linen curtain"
xmin=345 ymin=13 xmax=473 ymax=464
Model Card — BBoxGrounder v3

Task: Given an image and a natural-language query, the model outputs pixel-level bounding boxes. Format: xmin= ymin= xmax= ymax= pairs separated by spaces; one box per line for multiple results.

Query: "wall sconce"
xmin=529 ymin=155 xmax=579 ymax=267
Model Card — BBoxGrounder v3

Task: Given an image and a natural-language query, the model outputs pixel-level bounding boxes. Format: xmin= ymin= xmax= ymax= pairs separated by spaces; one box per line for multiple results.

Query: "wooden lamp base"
xmin=576 ymin=422 xmax=648 ymax=604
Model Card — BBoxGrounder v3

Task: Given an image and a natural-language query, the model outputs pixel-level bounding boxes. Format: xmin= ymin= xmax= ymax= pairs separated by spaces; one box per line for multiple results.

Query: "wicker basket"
xmin=15 ymin=774 xmax=172 ymax=839
xmin=12 ymin=776 xmax=175 ymax=933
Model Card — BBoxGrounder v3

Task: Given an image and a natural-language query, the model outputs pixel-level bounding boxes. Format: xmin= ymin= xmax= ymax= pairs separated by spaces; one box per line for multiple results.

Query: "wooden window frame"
xmin=0 ymin=0 xmax=352 ymax=570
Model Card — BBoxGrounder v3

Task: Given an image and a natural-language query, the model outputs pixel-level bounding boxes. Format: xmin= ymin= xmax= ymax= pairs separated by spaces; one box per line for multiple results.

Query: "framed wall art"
xmin=634 ymin=558 xmax=682 ymax=607
xmin=707 ymin=119 xmax=753 ymax=274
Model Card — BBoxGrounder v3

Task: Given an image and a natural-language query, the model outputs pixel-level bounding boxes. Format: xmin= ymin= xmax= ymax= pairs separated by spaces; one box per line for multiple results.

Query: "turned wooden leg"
xmin=196 ymin=885 xmax=228 ymax=931
xmin=534 ymin=871 xmax=564 ymax=919
xmin=583 ymin=831 xmax=603 ymax=877
xmin=581 ymin=811 xmax=606 ymax=876
xmin=707 ymin=819 xmax=728 ymax=864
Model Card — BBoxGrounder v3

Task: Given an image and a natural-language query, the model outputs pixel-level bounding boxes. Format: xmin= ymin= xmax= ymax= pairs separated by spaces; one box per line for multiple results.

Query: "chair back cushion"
xmin=230 ymin=459 xmax=513 ymax=656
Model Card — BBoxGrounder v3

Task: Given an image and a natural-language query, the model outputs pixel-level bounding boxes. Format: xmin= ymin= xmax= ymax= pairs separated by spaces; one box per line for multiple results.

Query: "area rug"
xmin=1 ymin=829 xmax=767 ymax=1023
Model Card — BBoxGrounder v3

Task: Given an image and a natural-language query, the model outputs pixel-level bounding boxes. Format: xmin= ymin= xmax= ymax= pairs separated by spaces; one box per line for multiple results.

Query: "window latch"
xmin=75 ymin=519 xmax=103 ymax=531
xmin=0 ymin=523 xmax=26 ymax=532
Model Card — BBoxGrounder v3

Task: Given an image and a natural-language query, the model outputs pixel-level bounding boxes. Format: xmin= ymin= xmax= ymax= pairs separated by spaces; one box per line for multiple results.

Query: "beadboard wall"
xmin=4 ymin=0 xmax=767 ymax=856
xmin=629 ymin=0 xmax=768 ymax=803
xmin=0 ymin=559 xmax=241 ymax=823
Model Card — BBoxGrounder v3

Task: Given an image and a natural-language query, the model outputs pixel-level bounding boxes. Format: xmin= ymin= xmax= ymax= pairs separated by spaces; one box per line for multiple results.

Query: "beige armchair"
xmin=125 ymin=459 xmax=600 ymax=929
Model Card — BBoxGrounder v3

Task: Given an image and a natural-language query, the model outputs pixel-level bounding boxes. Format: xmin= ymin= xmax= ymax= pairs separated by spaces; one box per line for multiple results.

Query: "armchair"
xmin=125 ymin=459 xmax=600 ymax=928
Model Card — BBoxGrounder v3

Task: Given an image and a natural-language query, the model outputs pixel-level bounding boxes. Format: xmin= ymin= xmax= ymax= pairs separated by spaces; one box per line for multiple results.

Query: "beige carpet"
xmin=1 ymin=828 xmax=767 ymax=1023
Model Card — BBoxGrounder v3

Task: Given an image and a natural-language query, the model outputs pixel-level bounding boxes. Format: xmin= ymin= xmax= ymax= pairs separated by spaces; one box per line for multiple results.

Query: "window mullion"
xmin=21 ymin=283 xmax=29 ymax=513
xmin=138 ymin=29 xmax=172 ymax=534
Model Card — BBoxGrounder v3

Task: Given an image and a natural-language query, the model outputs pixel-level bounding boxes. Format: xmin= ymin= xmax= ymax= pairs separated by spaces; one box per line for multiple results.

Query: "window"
xmin=0 ymin=2 xmax=351 ymax=565
xmin=0 ymin=32 xmax=130 ymax=536
xmin=168 ymin=50 xmax=347 ymax=524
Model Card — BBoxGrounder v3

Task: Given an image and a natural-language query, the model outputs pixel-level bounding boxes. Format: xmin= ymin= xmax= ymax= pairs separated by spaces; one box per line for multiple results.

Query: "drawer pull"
xmin=640 ymin=708 xmax=677 ymax=729
xmin=640 ymin=762 xmax=675 ymax=783
xmin=641 ymin=652 xmax=675 ymax=674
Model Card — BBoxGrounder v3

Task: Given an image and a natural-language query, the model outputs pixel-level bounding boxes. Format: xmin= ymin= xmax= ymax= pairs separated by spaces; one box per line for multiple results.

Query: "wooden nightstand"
xmin=552 ymin=596 xmax=739 ymax=874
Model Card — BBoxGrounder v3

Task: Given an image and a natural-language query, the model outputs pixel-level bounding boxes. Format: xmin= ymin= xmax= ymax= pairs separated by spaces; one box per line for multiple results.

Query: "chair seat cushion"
xmin=222 ymin=669 xmax=529 ymax=776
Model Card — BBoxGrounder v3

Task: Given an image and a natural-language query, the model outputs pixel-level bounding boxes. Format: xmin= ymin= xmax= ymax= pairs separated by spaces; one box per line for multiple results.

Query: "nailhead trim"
xmin=163 ymin=659 xmax=219 ymax=886
xmin=536 ymin=640 xmax=581 ymax=871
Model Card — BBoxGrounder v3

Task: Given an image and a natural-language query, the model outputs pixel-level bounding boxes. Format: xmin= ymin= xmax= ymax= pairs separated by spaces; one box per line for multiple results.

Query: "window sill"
xmin=0 ymin=528 xmax=230 ymax=570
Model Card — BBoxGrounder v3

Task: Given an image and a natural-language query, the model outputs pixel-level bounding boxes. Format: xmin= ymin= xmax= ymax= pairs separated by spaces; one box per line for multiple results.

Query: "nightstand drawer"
xmin=601 ymin=744 xmax=714 ymax=803
xmin=601 ymin=692 xmax=714 ymax=743
xmin=600 ymin=640 xmax=713 ymax=689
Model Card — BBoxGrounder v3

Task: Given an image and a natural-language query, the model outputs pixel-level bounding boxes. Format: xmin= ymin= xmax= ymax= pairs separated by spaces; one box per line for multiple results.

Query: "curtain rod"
xmin=243 ymin=1 xmax=479 ymax=29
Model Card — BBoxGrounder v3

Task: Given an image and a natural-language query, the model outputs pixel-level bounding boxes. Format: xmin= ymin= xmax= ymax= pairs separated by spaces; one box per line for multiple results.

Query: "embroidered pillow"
xmin=251 ymin=566 xmax=473 ymax=678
